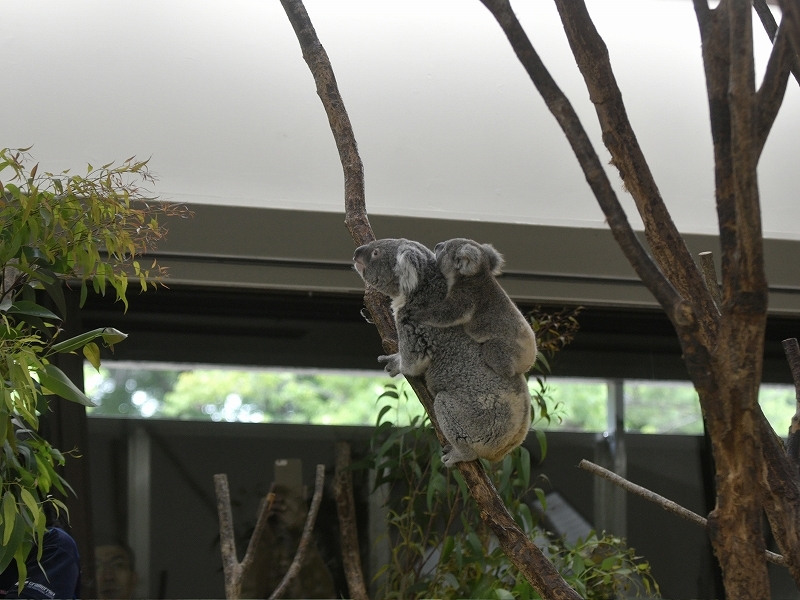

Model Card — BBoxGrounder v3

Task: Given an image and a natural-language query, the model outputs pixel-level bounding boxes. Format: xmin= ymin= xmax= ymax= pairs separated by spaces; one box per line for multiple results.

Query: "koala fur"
xmin=353 ymin=238 xmax=531 ymax=467
xmin=416 ymin=238 xmax=538 ymax=378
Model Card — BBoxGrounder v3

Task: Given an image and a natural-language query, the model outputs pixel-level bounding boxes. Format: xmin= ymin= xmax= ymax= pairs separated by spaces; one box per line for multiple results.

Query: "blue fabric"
xmin=0 ymin=528 xmax=81 ymax=599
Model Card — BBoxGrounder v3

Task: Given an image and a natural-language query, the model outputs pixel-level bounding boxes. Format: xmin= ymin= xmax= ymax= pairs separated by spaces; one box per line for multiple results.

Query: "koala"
xmin=415 ymin=238 xmax=537 ymax=378
xmin=353 ymin=238 xmax=531 ymax=467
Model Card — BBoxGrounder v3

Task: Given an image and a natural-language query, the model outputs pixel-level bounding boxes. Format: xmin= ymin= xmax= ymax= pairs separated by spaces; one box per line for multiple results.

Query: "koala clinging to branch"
xmin=353 ymin=238 xmax=531 ymax=467
xmin=415 ymin=238 xmax=537 ymax=378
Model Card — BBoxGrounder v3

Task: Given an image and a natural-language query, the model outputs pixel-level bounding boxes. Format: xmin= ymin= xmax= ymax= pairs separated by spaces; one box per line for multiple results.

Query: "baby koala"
xmin=414 ymin=238 xmax=537 ymax=378
xmin=353 ymin=238 xmax=531 ymax=467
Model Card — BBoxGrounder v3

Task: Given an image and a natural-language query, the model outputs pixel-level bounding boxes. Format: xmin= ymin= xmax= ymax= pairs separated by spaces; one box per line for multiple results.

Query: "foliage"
xmin=362 ymin=308 xmax=659 ymax=599
xmin=548 ymin=532 xmax=659 ymax=598
xmin=0 ymin=148 xmax=185 ymax=582
xmin=86 ymin=366 xmax=400 ymax=424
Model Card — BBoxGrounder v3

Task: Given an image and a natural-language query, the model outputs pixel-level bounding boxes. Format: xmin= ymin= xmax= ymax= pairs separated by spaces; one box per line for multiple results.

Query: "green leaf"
xmin=49 ymin=327 xmax=127 ymax=355
xmin=535 ymin=429 xmax=547 ymax=462
xmin=83 ymin=342 xmax=101 ymax=370
xmin=36 ymin=269 xmax=67 ymax=319
xmin=495 ymin=589 xmax=515 ymax=600
xmin=0 ymin=515 xmax=24 ymax=574
xmin=519 ymin=445 xmax=531 ymax=488
xmin=2 ymin=492 xmax=17 ymax=545
xmin=36 ymin=363 xmax=96 ymax=407
xmin=7 ymin=300 xmax=60 ymax=321
xmin=19 ymin=489 xmax=38 ymax=523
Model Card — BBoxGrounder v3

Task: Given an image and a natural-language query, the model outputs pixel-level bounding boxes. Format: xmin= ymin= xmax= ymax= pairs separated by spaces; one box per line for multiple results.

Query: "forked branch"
xmin=478 ymin=0 xmax=683 ymax=325
xmin=552 ymin=0 xmax=719 ymax=344
xmin=268 ymin=464 xmax=326 ymax=600
xmin=278 ymin=1 xmax=580 ymax=597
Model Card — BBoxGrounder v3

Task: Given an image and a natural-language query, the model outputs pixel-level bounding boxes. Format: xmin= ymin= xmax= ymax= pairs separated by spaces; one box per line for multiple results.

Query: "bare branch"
xmin=478 ymin=0 xmax=683 ymax=323
xmin=579 ymin=460 xmax=787 ymax=567
xmin=333 ymin=442 xmax=369 ymax=600
xmin=552 ymin=0 xmax=720 ymax=345
xmin=753 ymin=0 xmax=779 ymax=41
xmin=777 ymin=0 xmax=800 ymax=69
xmin=757 ymin=411 xmax=800 ymax=585
xmin=693 ymin=2 xmax=738 ymax=304
xmin=782 ymin=339 xmax=800 ymax=468
xmin=698 ymin=252 xmax=723 ymax=311
xmin=214 ymin=473 xmax=243 ymax=599
xmin=279 ymin=2 xmax=580 ymax=597
xmin=268 ymin=464 xmax=326 ymax=600
xmin=756 ymin=24 xmax=794 ymax=157
xmin=239 ymin=485 xmax=277 ymax=579
xmin=278 ymin=0 xmax=373 ymax=245
xmin=729 ymin=0 xmax=768 ymax=298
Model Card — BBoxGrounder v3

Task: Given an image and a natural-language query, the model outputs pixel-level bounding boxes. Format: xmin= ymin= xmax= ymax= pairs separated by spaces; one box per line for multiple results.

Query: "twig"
xmin=268 ymin=464 xmax=326 ymax=600
xmin=333 ymin=442 xmax=369 ymax=600
xmin=753 ymin=0 xmax=800 ymax=85
xmin=214 ymin=474 xmax=243 ymax=599
xmin=239 ymin=483 xmax=277 ymax=578
xmin=279 ymin=1 xmax=581 ymax=598
xmin=698 ymin=252 xmax=722 ymax=311
xmin=578 ymin=459 xmax=786 ymax=567
xmin=214 ymin=476 xmax=281 ymax=599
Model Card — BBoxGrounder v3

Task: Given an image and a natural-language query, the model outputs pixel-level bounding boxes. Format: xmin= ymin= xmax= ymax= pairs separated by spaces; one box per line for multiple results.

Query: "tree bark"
xmin=479 ymin=0 xmax=800 ymax=596
xmin=333 ymin=442 xmax=369 ymax=600
xmin=278 ymin=1 xmax=581 ymax=597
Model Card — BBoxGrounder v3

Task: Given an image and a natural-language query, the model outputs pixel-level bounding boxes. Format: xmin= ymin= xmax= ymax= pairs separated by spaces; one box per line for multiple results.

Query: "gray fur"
xmin=353 ymin=238 xmax=531 ymax=467
xmin=416 ymin=238 xmax=538 ymax=378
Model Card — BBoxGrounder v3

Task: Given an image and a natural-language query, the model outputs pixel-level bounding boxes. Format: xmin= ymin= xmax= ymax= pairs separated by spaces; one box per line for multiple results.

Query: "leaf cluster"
xmin=0 ymin=147 xmax=184 ymax=587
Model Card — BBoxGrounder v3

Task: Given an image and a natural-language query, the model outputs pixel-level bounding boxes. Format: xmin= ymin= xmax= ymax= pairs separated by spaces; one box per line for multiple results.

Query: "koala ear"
xmin=454 ymin=244 xmax=482 ymax=276
xmin=395 ymin=243 xmax=425 ymax=295
xmin=482 ymin=244 xmax=505 ymax=276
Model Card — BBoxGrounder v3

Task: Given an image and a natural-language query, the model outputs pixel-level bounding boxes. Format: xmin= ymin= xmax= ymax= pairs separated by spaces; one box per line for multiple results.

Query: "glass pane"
xmin=534 ymin=377 xmax=608 ymax=432
xmin=624 ymin=380 xmax=703 ymax=434
xmin=760 ymin=384 xmax=796 ymax=436
xmin=84 ymin=362 xmax=397 ymax=426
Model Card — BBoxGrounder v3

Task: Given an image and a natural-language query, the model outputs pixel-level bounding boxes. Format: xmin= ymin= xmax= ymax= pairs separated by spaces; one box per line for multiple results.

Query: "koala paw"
xmin=441 ymin=444 xmax=478 ymax=468
xmin=378 ymin=354 xmax=402 ymax=377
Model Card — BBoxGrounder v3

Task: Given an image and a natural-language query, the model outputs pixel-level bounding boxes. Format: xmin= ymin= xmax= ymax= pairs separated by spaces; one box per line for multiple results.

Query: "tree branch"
xmin=268 ymin=464 xmax=326 ymax=600
xmin=214 ymin=474 xmax=243 ymax=599
xmin=698 ymin=251 xmax=723 ymax=311
xmin=757 ymin=410 xmax=800 ymax=585
xmin=333 ymin=442 xmax=369 ymax=600
xmin=552 ymin=0 xmax=719 ymax=346
xmin=753 ymin=0 xmax=800 ymax=85
xmin=755 ymin=23 xmax=794 ymax=157
xmin=578 ymin=459 xmax=787 ymax=567
xmin=729 ymin=0 xmax=767 ymax=298
xmin=694 ymin=1 xmax=738 ymax=306
xmin=279 ymin=2 xmax=580 ymax=597
xmin=777 ymin=0 xmax=800 ymax=71
xmin=278 ymin=0 xmax=373 ymax=246
xmin=782 ymin=338 xmax=800 ymax=467
xmin=478 ymin=0 xmax=685 ymax=327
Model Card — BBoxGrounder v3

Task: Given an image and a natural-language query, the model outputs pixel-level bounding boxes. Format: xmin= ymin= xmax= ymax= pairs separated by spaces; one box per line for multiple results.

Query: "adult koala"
xmin=415 ymin=238 xmax=537 ymax=378
xmin=353 ymin=238 xmax=531 ymax=467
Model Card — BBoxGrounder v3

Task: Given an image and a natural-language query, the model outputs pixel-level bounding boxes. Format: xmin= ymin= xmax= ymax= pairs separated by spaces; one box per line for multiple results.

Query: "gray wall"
xmin=87 ymin=417 xmax=798 ymax=599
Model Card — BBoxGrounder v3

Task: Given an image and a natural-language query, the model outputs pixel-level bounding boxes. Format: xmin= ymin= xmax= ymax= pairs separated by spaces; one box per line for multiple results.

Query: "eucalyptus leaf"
xmin=36 ymin=363 xmax=96 ymax=407
xmin=49 ymin=327 xmax=128 ymax=355
xmin=83 ymin=342 xmax=101 ymax=371
xmin=7 ymin=301 xmax=60 ymax=321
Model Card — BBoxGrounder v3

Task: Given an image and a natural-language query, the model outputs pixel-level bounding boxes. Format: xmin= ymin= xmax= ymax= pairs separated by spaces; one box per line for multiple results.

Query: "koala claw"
xmin=378 ymin=354 xmax=401 ymax=377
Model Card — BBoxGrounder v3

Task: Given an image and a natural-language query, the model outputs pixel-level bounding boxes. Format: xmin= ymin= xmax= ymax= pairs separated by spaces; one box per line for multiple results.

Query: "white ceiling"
xmin=1 ymin=0 xmax=797 ymax=238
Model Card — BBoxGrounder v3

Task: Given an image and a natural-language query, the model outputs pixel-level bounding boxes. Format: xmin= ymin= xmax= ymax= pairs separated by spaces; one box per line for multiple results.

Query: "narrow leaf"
xmin=83 ymin=342 xmax=101 ymax=370
xmin=37 ymin=363 xmax=96 ymax=407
